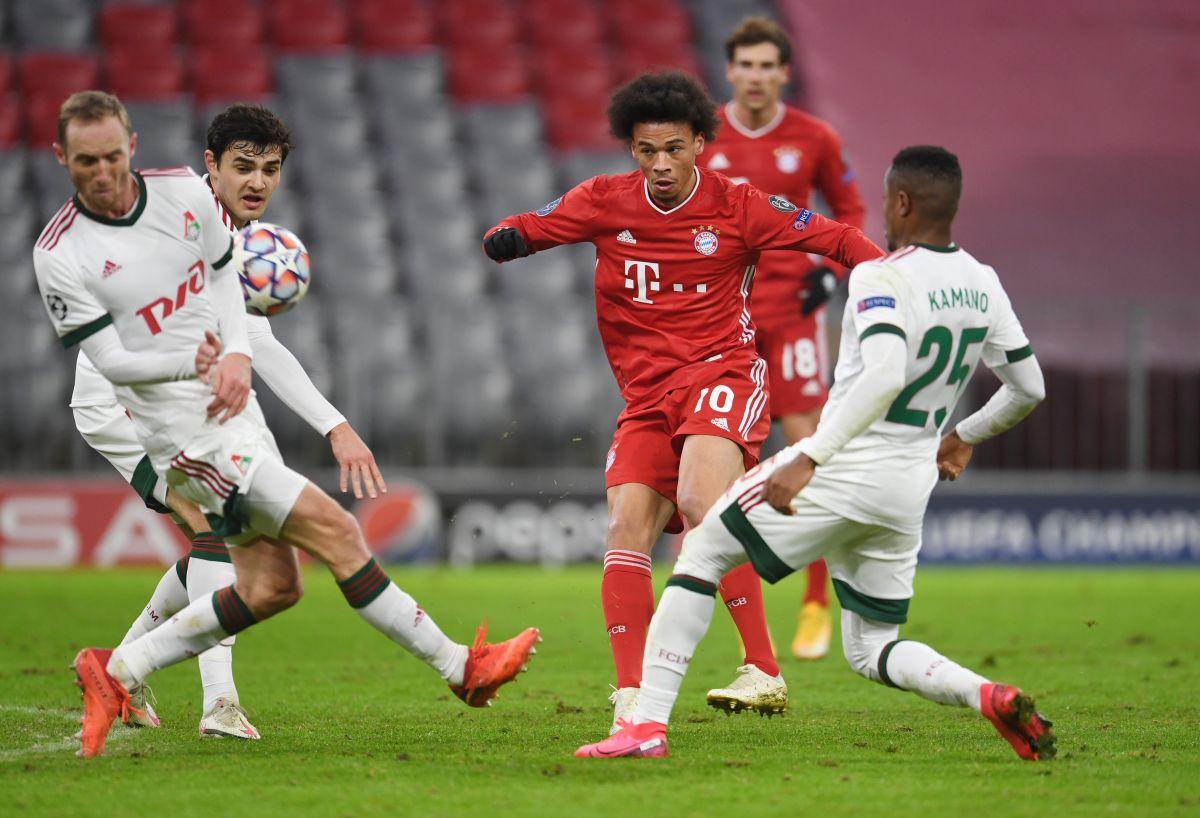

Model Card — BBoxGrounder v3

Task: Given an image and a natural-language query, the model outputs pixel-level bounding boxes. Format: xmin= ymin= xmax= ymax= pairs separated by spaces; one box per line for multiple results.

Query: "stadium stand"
xmin=2 ymin=0 xmax=1192 ymax=474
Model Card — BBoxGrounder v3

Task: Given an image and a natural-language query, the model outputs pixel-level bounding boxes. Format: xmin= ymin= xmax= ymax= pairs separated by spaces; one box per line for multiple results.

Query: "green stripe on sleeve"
xmin=860 ymin=323 xmax=906 ymax=342
xmin=60 ymin=314 xmax=114 ymax=348
xmin=213 ymin=238 xmax=234 ymax=270
xmin=1004 ymin=344 xmax=1034 ymax=363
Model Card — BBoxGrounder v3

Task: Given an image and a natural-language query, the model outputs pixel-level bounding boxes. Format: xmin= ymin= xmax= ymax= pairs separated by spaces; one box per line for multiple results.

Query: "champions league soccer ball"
xmin=234 ymin=222 xmax=312 ymax=317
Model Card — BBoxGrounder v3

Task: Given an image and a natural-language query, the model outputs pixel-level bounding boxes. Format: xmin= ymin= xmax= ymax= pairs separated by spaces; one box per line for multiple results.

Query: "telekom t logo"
xmin=624 ymin=260 xmax=660 ymax=304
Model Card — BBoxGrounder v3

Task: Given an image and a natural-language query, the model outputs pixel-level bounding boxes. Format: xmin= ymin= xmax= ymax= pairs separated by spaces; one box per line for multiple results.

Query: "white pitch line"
xmin=0 ymin=707 xmax=140 ymax=760
xmin=0 ymin=705 xmax=82 ymax=720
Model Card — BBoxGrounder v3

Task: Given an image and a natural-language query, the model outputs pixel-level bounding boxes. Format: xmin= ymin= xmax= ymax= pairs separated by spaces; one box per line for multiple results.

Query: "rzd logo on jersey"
xmin=136 ymin=261 xmax=206 ymax=335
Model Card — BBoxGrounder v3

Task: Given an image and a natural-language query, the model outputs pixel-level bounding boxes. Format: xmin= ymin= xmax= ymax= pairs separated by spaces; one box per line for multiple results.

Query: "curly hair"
xmin=206 ymin=104 xmax=293 ymax=163
xmin=607 ymin=71 xmax=719 ymax=142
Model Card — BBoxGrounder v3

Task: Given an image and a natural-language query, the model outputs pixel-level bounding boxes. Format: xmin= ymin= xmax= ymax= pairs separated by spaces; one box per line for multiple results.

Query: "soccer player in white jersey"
xmin=68 ymin=102 xmax=383 ymax=741
xmin=34 ymin=91 xmax=540 ymax=759
xmin=577 ymin=145 xmax=1056 ymax=761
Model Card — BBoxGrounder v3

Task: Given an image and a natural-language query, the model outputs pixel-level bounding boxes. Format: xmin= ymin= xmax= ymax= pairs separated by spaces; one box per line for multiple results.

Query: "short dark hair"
xmin=607 ymin=71 xmax=719 ymax=142
xmin=725 ymin=16 xmax=793 ymax=65
xmin=206 ymin=104 xmax=293 ymax=163
xmin=889 ymin=145 xmax=962 ymax=221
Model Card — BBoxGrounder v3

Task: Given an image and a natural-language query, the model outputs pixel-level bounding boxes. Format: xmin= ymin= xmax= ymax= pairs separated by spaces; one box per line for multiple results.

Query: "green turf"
xmin=0 ymin=566 xmax=1197 ymax=817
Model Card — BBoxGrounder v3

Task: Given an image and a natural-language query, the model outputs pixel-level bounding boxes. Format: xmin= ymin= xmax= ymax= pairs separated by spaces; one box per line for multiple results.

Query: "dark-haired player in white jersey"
xmin=37 ymin=92 xmax=539 ymax=758
xmin=66 ymin=101 xmax=381 ymax=741
xmin=578 ymin=146 xmax=1055 ymax=761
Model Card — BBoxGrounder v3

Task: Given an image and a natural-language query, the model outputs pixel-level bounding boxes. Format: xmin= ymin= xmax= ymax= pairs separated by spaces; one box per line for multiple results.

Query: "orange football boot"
xmin=980 ymin=682 xmax=1056 ymax=760
xmin=450 ymin=622 xmax=540 ymax=707
xmin=72 ymin=648 xmax=145 ymax=758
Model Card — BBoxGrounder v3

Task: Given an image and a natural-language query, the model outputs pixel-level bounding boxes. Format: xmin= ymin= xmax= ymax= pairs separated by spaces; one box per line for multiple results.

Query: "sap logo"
xmin=725 ymin=595 xmax=749 ymax=608
xmin=136 ymin=261 xmax=206 ymax=335
xmin=608 ymin=624 xmax=627 ymax=635
xmin=657 ymin=648 xmax=691 ymax=666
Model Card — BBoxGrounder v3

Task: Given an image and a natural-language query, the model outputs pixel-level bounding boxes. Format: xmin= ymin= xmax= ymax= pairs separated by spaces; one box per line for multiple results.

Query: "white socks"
xmin=355 ymin=582 xmax=468 ymax=686
xmin=881 ymin=640 xmax=988 ymax=711
xmin=186 ymin=557 xmax=240 ymax=711
xmin=634 ymin=584 xmax=717 ymax=725
xmin=109 ymin=593 xmax=230 ymax=689
xmin=120 ymin=562 xmax=189 ymax=645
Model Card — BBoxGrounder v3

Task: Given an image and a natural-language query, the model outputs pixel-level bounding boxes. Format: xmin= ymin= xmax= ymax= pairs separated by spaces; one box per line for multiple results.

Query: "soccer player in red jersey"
xmin=482 ymin=72 xmax=882 ymax=730
xmin=702 ymin=18 xmax=869 ymax=661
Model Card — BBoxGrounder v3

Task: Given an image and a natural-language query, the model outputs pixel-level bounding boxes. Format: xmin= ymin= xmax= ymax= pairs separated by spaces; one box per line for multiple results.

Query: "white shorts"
xmin=674 ymin=463 xmax=920 ymax=624
xmin=164 ymin=411 xmax=308 ymax=546
xmin=73 ymin=400 xmax=171 ymax=513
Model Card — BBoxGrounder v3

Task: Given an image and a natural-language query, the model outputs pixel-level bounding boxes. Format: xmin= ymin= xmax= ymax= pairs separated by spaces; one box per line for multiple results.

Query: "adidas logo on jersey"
xmin=708 ymin=152 xmax=731 ymax=170
xmin=802 ymin=380 xmax=823 ymax=396
xmin=617 ymin=229 xmax=637 ymax=245
xmin=102 ymin=260 xmax=121 ymax=278
xmin=710 ymin=417 xmax=730 ymax=432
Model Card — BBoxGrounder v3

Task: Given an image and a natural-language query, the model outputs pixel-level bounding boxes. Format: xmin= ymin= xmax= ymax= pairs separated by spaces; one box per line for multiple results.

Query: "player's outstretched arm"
xmin=741 ymin=185 xmax=884 ymax=271
xmin=78 ymin=325 xmax=199 ymax=385
xmin=763 ymin=331 xmax=909 ymax=513
xmin=938 ymin=354 xmax=1045 ymax=481
xmin=481 ymin=177 xmax=605 ymax=262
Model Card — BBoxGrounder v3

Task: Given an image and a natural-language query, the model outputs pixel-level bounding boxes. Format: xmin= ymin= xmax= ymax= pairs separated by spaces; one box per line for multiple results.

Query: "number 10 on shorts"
xmin=695 ymin=385 xmax=735 ymax=414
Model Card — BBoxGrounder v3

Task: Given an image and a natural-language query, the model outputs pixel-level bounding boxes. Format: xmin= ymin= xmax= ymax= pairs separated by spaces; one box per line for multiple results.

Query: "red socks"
xmin=719 ymin=563 xmax=779 ymax=677
xmin=803 ymin=559 xmax=830 ymax=606
xmin=601 ymin=550 xmax=654 ymax=689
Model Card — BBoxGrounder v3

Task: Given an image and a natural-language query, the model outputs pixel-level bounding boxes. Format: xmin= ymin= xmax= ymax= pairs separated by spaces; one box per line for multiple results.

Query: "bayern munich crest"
xmin=692 ymin=224 xmax=720 ymax=256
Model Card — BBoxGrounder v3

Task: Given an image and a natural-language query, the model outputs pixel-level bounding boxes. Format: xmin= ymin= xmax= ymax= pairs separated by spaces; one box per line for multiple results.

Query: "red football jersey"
xmin=703 ymin=103 xmax=867 ymax=327
xmin=489 ymin=168 xmax=882 ymax=408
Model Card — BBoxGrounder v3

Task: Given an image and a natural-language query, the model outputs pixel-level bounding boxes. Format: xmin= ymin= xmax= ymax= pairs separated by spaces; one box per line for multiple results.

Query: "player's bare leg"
xmin=780 ymin=408 xmax=832 ymax=660
xmin=602 ymin=483 xmax=674 ymax=732
xmin=676 ymin=434 xmax=787 ymax=715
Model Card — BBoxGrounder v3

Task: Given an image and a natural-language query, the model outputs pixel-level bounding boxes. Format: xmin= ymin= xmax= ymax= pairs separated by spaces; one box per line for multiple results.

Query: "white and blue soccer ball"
xmin=234 ymin=222 xmax=311 ymax=317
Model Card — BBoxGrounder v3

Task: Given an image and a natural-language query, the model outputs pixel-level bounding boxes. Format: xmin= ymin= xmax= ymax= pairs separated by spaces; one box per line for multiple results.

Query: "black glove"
xmin=483 ymin=227 xmax=530 ymax=262
xmin=799 ymin=266 xmax=837 ymax=316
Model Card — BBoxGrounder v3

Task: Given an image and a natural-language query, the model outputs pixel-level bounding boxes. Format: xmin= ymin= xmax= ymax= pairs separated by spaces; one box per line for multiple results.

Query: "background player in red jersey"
xmin=482 ymin=72 xmax=882 ymax=730
xmin=702 ymin=18 xmax=869 ymax=660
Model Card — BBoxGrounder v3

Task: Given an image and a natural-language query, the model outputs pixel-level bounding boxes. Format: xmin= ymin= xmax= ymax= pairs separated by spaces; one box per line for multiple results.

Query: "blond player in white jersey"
xmin=578 ymin=145 xmax=1056 ymax=761
xmin=66 ymin=103 xmax=383 ymax=740
xmin=34 ymin=92 xmax=539 ymax=759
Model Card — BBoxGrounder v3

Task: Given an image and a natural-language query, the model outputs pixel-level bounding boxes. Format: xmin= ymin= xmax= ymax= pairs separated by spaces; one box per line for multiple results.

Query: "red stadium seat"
xmin=17 ymin=53 xmax=99 ymax=102
xmin=266 ymin=0 xmax=350 ymax=53
xmin=103 ymin=48 xmax=185 ymax=101
xmin=23 ymin=93 xmax=67 ymax=146
xmin=353 ymin=0 xmax=435 ymax=53
xmin=447 ymin=46 xmax=529 ymax=103
xmin=191 ymin=47 xmax=272 ymax=104
xmin=523 ymin=1 xmax=603 ymax=49
xmin=609 ymin=2 xmax=691 ymax=50
xmin=180 ymin=0 xmax=263 ymax=48
xmin=533 ymin=45 xmax=613 ymax=100
xmin=615 ymin=44 xmax=703 ymax=84
xmin=544 ymin=96 xmax=612 ymax=152
xmin=0 ymin=54 xmax=13 ymax=95
xmin=0 ymin=95 xmax=19 ymax=147
xmin=99 ymin=3 xmax=178 ymax=51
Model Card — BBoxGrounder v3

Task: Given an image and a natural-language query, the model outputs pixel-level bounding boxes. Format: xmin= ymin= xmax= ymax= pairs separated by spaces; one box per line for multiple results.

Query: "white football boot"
xmin=125 ymin=683 xmax=161 ymax=728
xmin=609 ymin=687 xmax=640 ymax=735
xmin=706 ymin=665 xmax=788 ymax=716
xmin=198 ymin=698 xmax=261 ymax=740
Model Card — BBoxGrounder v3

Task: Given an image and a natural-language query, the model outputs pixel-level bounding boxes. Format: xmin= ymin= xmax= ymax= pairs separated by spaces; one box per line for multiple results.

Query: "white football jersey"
xmin=800 ymin=243 xmax=1031 ymax=534
xmin=35 ymin=168 xmax=237 ymax=468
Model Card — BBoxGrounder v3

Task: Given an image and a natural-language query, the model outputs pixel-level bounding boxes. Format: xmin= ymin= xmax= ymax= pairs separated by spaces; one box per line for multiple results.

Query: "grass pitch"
xmin=0 ymin=566 xmax=1197 ymax=818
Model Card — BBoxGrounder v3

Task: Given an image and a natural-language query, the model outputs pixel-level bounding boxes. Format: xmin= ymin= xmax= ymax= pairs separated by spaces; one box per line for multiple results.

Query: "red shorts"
xmin=755 ymin=315 xmax=829 ymax=418
xmin=605 ymin=357 xmax=771 ymax=533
